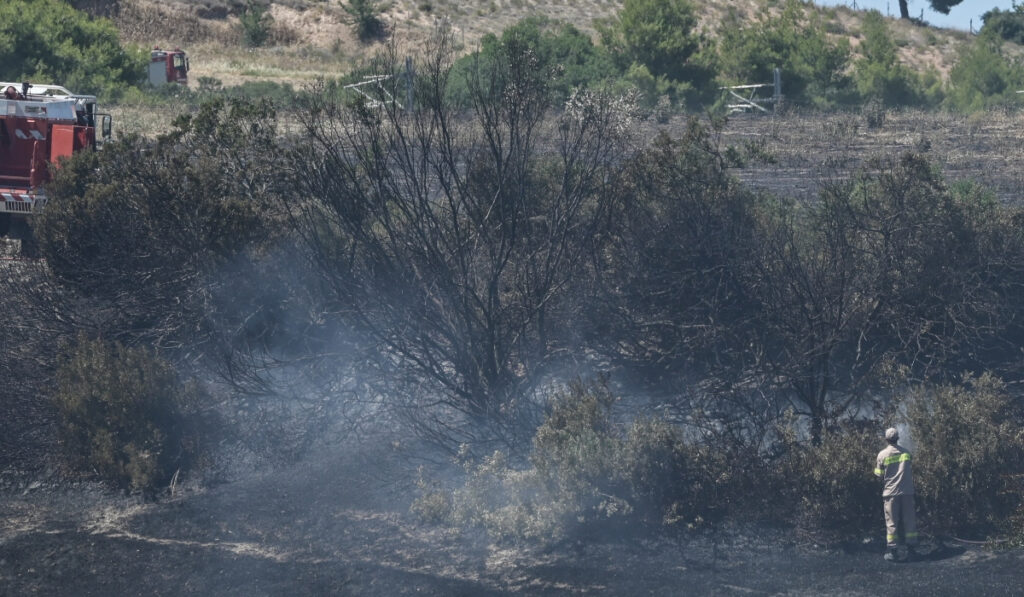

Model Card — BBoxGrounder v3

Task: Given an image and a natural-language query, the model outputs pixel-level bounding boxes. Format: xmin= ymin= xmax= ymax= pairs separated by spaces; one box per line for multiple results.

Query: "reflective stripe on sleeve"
xmin=874 ymin=468 xmax=883 ymax=476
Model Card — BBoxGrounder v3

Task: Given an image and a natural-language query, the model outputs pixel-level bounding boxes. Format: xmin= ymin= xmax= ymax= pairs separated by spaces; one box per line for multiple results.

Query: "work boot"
xmin=883 ymin=548 xmax=897 ymax=562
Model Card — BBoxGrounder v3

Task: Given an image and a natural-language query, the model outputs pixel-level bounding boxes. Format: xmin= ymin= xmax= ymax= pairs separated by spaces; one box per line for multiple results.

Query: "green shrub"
xmin=717 ymin=0 xmax=854 ymax=109
xmin=414 ymin=381 xmax=724 ymax=543
xmin=946 ymin=31 xmax=1024 ymax=112
xmin=239 ymin=0 xmax=273 ymax=47
xmin=776 ymin=422 xmax=879 ymax=543
xmin=54 ymin=336 xmax=208 ymax=493
xmin=0 ymin=0 xmax=146 ymax=100
xmin=343 ymin=0 xmax=386 ymax=42
xmin=853 ymin=11 xmax=939 ymax=107
xmin=450 ymin=17 xmax=617 ymax=106
xmin=981 ymin=6 xmax=1024 ymax=45
xmin=414 ymin=381 xmax=629 ymax=543
xmin=598 ymin=0 xmax=716 ymax=108
xmin=622 ymin=418 xmax=731 ymax=527
xmin=903 ymin=374 xmax=1024 ymax=536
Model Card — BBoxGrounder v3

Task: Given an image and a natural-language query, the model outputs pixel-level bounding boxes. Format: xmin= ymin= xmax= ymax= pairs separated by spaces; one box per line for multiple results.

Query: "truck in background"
xmin=149 ymin=47 xmax=190 ymax=86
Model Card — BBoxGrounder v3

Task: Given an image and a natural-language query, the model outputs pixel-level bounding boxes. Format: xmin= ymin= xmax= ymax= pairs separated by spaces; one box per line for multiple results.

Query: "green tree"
xmin=854 ymin=11 xmax=939 ymax=107
xmin=981 ymin=5 xmax=1024 ymax=44
xmin=599 ymin=0 xmax=716 ymax=108
xmin=0 ymin=0 xmax=145 ymax=98
xmin=898 ymin=0 xmax=964 ymax=19
xmin=718 ymin=0 xmax=853 ymax=108
xmin=343 ymin=0 xmax=386 ymax=41
xmin=450 ymin=17 xmax=617 ymax=105
xmin=239 ymin=0 xmax=273 ymax=47
xmin=946 ymin=30 xmax=1024 ymax=112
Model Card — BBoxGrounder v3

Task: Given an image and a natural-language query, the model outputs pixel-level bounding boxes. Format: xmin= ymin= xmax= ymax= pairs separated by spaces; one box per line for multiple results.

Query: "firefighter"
xmin=874 ymin=427 xmax=918 ymax=561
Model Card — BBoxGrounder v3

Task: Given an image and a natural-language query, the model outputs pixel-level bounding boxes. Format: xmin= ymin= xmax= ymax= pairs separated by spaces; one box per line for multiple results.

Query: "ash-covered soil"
xmin=718 ymin=109 xmax=1024 ymax=205
xmin=6 ymin=110 xmax=1024 ymax=596
xmin=3 ymin=443 xmax=1023 ymax=596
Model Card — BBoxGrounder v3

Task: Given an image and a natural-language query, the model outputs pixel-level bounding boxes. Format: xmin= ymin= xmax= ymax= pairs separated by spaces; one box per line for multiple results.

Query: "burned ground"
xmin=5 ymin=110 xmax=1024 ymax=595
xmin=718 ymin=108 xmax=1024 ymax=204
xmin=2 ymin=440 xmax=1023 ymax=596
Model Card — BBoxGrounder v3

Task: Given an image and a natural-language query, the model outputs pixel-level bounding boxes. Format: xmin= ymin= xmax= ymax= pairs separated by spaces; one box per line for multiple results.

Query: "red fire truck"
xmin=149 ymin=47 xmax=190 ymax=86
xmin=0 ymin=82 xmax=111 ymax=254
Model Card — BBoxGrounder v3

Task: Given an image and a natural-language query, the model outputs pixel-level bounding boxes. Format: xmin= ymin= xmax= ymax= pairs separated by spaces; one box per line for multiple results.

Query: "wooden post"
xmin=773 ymin=68 xmax=782 ymax=107
xmin=405 ymin=56 xmax=414 ymax=112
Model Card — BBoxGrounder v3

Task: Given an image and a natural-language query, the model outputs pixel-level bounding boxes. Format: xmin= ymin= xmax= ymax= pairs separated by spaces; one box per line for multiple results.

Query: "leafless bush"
xmin=289 ymin=32 xmax=639 ymax=449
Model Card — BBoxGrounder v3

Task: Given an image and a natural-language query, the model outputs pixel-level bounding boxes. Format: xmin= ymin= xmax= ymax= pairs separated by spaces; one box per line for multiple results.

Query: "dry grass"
xmin=109 ymin=103 xmax=190 ymax=138
xmin=110 ymin=0 xmax=982 ymax=94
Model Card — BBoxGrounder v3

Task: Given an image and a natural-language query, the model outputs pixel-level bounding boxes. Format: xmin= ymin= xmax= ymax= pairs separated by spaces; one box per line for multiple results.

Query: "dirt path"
xmin=3 ymin=449 xmax=1023 ymax=596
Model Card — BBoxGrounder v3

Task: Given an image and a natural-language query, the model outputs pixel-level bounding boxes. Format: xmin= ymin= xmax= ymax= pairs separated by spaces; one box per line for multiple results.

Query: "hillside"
xmin=105 ymin=0 xmax=977 ymax=89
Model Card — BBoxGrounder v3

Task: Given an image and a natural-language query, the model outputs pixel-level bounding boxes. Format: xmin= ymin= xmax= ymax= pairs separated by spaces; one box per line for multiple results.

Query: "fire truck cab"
xmin=0 ymin=82 xmax=111 ymax=252
xmin=149 ymin=47 xmax=189 ymax=86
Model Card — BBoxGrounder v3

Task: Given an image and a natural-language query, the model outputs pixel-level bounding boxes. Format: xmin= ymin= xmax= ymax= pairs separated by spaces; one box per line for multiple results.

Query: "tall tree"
xmin=898 ymin=0 xmax=964 ymax=19
xmin=290 ymin=33 xmax=632 ymax=448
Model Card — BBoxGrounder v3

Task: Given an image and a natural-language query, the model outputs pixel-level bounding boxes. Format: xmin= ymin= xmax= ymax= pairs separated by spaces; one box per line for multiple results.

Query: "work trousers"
xmin=883 ymin=494 xmax=918 ymax=547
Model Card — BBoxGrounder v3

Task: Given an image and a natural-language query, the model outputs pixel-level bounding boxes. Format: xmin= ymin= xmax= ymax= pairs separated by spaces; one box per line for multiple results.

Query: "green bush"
xmin=622 ymin=418 xmax=732 ymax=527
xmin=239 ymin=0 xmax=273 ymax=47
xmin=903 ymin=374 xmax=1024 ymax=536
xmin=598 ymin=0 xmax=716 ymax=108
xmin=775 ymin=422 xmax=879 ymax=543
xmin=54 ymin=336 xmax=208 ymax=493
xmin=450 ymin=381 xmax=632 ymax=543
xmin=36 ymin=99 xmax=284 ymax=359
xmin=718 ymin=0 xmax=854 ymax=108
xmin=0 ymin=0 xmax=146 ymax=100
xmin=450 ymin=17 xmax=618 ymax=106
xmin=343 ymin=0 xmax=386 ymax=42
xmin=946 ymin=31 xmax=1024 ymax=112
xmin=414 ymin=381 xmax=725 ymax=543
xmin=853 ymin=11 xmax=940 ymax=107
xmin=981 ymin=6 xmax=1024 ymax=45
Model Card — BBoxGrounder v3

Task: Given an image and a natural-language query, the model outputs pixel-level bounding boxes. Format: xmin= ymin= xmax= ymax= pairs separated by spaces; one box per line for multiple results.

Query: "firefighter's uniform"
xmin=874 ymin=434 xmax=917 ymax=552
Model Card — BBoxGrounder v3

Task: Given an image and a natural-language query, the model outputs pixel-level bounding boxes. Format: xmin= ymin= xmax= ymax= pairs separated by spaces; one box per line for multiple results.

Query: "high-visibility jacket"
xmin=874 ymin=444 xmax=915 ymax=497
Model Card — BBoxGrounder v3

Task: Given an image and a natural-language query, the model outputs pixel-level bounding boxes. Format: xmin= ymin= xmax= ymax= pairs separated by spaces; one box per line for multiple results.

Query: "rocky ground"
xmin=3 ymin=440 xmax=1023 ymax=597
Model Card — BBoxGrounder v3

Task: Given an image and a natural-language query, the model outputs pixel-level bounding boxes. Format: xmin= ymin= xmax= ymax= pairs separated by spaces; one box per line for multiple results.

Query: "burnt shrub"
xmin=440 ymin=381 xmax=631 ymax=543
xmin=903 ymin=374 xmax=1024 ymax=536
xmin=622 ymin=418 xmax=732 ymax=527
xmin=775 ymin=422 xmax=879 ymax=543
xmin=415 ymin=380 xmax=724 ymax=543
xmin=54 ymin=335 xmax=209 ymax=493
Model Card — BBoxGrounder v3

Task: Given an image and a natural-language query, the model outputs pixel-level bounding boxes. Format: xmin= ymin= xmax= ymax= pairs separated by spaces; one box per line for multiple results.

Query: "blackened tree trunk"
xmin=898 ymin=0 xmax=910 ymax=19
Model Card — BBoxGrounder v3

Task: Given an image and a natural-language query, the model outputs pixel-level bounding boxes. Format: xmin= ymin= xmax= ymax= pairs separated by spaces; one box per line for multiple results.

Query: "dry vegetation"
xmin=719 ymin=108 xmax=1024 ymax=204
xmin=7 ymin=3 xmax=1024 ymax=595
xmin=109 ymin=0 xmax=975 ymax=89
